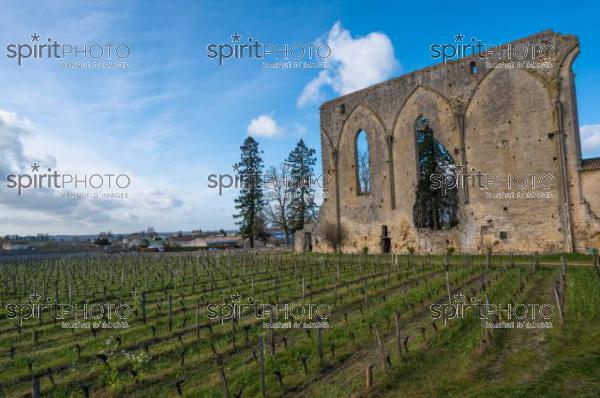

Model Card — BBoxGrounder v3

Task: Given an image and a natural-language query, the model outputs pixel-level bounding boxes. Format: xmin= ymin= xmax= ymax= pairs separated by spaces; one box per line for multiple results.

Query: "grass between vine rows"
xmin=0 ymin=252 xmax=597 ymax=397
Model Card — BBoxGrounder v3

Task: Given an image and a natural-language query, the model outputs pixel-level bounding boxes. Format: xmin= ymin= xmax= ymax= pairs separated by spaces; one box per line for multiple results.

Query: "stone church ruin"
xmin=297 ymin=31 xmax=600 ymax=254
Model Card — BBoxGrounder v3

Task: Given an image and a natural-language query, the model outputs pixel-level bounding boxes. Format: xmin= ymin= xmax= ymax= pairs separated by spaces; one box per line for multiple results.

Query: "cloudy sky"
xmin=0 ymin=0 xmax=599 ymax=235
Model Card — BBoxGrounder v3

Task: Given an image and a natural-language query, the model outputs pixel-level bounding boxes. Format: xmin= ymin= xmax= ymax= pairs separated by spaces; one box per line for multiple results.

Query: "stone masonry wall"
xmin=297 ymin=30 xmax=600 ymax=254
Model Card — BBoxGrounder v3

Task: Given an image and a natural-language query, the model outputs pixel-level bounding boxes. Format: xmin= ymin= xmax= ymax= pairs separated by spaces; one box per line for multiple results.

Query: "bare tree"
xmin=358 ymin=150 xmax=371 ymax=193
xmin=264 ymin=164 xmax=291 ymax=244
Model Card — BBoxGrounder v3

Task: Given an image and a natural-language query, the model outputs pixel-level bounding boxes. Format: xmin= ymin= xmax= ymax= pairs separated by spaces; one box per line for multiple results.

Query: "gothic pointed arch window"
xmin=413 ymin=116 xmax=459 ymax=229
xmin=469 ymin=61 xmax=478 ymax=74
xmin=355 ymin=129 xmax=371 ymax=194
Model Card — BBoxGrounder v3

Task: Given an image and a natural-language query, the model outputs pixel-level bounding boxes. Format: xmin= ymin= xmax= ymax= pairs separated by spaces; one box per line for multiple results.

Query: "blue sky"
xmin=0 ymin=0 xmax=598 ymax=235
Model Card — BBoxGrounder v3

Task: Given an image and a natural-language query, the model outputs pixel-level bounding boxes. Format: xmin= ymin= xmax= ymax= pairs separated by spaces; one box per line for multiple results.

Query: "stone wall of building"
xmin=580 ymin=166 xmax=600 ymax=250
xmin=582 ymin=169 xmax=600 ymax=215
xmin=297 ymin=30 xmax=600 ymax=254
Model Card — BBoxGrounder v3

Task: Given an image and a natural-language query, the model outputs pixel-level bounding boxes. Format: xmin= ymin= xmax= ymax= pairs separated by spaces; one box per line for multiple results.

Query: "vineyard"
xmin=0 ymin=251 xmax=598 ymax=397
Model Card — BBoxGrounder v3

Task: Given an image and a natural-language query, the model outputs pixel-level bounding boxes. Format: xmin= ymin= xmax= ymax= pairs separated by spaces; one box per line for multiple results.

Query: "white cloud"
xmin=0 ymin=3 xmax=236 ymax=234
xmin=581 ymin=124 xmax=600 ymax=156
xmin=297 ymin=21 xmax=399 ymax=107
xmin=0 ymin=110 xmax=120 ymax=230
xmin=247 ymin=114 xmax=282 ymax=138
xmin=0 ymin=109 xmax=192 ymax=234
xmin=0 ymin=110 xmax=33 ymax=171
xmin=142 ymin=189 xmax=185 ymax=210
xmin=292 ymin=123 xmax=308 ymax=136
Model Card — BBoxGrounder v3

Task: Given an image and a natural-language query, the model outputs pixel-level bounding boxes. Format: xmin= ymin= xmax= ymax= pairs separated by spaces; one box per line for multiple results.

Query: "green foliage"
xmin=0 ymin=253 xmax=597 ymax=397
xmin=94 ymin=236 xmax=111 ymax=246
xmin=565 ymin=267 xmax=600 ymax=319
xmin=285 ymin=139 xmax=317 ymax=232
xmin=234 ymin=136 xmax=267 ymax=247
xmin=413 ymin=116 xmax=458 ymax=230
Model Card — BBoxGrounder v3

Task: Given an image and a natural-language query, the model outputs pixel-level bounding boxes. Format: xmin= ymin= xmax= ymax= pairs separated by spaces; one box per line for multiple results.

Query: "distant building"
xmin=147 ymin=241 xmax=164 ymax=252
xmin=202 ymin=235 xmax=244 ymax=249
xmin=122 ymin=233 xmax=144 ymax=248
xmin=168 ymin=235 xmax=202 ymax=248
xmin=168 ymin=234 xmax=243 ymax=249
xmin=266 ymin=228 xmax=293 ymax=245
xmin=1 ymin=240 xmax=32 ymax=250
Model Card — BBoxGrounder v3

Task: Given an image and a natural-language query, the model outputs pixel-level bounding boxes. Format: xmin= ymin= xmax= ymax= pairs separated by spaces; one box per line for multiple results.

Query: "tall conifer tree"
xmin=285 ymin=139 xmax=317 ymax=232
xmin=234 ymin=137 xmax=266 ymax=247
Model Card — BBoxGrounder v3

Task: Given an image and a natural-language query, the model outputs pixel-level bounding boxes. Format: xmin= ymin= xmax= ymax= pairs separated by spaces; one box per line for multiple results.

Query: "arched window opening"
xmin=355 ymin=129 xmax=371 ymax=194
xmin=469 ymin=61 xmax=477 ymax=74
xmin=413 ymin=116 xmax=459 ymax=230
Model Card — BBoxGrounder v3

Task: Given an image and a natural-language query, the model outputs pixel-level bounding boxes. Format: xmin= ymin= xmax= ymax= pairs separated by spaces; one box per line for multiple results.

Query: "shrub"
xmin=320 ymin=223 xmax=348 ymax=251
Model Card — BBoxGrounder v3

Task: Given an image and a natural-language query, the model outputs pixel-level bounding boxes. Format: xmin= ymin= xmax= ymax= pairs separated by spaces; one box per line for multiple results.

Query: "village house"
xmin=168 ymin=234 xmax=244 ymax=249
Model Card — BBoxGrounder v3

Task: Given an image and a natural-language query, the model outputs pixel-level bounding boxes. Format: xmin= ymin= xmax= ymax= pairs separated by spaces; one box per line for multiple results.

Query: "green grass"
xmin=0 ymin=253 xmax=597 ymax=397
xmin=363 ymin=267 xmax=600 ymax=398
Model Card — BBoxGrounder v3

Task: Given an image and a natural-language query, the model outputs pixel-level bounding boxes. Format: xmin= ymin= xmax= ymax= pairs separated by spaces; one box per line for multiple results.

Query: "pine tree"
xmin=413 ymin=117 xmax=458 ymax=229
xmin=234 ymin=137 xmax=266 ymax=248
xmin=285 ymin=139 xmax=317 ymax=233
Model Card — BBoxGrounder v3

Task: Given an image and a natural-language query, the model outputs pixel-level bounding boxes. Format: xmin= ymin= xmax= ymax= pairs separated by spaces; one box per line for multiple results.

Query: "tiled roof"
xmin=170 ymin=235 xmax=198 ymax=242
xmin=582 ymin=157 xmax=600 ymax=171
xmin=203 ymin=235 xmax=243 ymax=243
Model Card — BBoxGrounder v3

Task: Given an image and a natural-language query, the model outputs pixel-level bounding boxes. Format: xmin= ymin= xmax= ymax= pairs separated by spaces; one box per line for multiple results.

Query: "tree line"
xmin=234 ymin=137 xmax=318 ymax=247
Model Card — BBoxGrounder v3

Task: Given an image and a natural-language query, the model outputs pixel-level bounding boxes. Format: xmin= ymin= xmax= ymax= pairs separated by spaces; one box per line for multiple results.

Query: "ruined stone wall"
xmin=582 ymin=169 xmax=600 ymax=215
xmin=580 ymin=168 xmax=600 ymax=250
xmin=300 ymin=30 xmax=599 ymax=254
